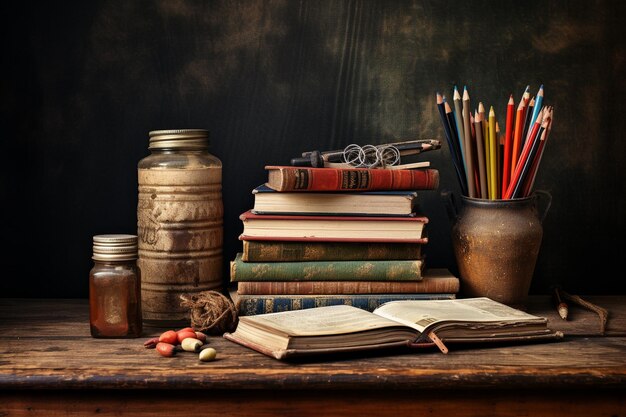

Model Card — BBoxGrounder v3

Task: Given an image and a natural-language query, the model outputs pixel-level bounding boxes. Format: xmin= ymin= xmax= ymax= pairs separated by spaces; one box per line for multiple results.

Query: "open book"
xmin=223 ymin=297 xmax=563 ymax=360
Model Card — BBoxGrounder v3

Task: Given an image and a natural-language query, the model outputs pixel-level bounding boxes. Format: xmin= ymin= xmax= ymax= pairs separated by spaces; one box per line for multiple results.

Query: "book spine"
xmin=241 ymin=240 xmax=422 ymax=262
xmin=267 ymin=166 xmax=439 ymax=191
xmin=230 ymin=254 xmax=424 ymax=282
xmin=234 ymin=294 xmax=457 ymax=316
xmin=236 ymin=277 xmax=459 ymax=295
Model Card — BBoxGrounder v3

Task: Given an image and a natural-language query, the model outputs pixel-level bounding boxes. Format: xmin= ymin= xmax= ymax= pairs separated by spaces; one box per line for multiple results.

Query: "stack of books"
xmin=229 ymin=165 xmax=460 ymax=316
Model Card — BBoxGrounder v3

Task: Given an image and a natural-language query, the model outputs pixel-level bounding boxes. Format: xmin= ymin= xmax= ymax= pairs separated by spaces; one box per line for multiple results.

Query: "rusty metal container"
xmin=137 ymin=129 xmax=223 ymax=326
xmin=445 ymin=191 xmax=551 ymax=309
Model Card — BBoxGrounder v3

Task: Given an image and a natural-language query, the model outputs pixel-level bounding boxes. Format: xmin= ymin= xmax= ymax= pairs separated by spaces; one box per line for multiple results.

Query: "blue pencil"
xmin=528 ymin=85 xmax=544 ymax=129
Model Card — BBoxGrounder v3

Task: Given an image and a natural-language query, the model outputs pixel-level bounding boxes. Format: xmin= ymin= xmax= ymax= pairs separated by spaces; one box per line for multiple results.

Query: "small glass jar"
xmin=89 ymin=234 xmax=143 ymax=338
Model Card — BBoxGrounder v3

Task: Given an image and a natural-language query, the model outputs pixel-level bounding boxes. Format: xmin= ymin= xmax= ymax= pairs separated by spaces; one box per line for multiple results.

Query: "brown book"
xmin=223 ymin=297 xmax=564 ymax=360
xmin=236 ymin=268 xmax=459 ymax=295
xmin=265 ymin=165 xmax=439 ymax=192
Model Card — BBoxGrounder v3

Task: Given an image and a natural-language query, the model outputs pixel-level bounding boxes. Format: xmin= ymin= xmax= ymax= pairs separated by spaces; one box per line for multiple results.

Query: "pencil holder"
xmin=443 ymin=190 xmax=551 ymax=309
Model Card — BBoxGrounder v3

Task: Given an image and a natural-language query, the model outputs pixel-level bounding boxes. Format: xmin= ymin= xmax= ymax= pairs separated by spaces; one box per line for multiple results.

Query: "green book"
xmin=229 ymin=289 xmax=456 ymax=316
xmin=229 ymin=253 xmax=424 ymax=282
xmin=241 ymin=240 xmax=423 ymax=262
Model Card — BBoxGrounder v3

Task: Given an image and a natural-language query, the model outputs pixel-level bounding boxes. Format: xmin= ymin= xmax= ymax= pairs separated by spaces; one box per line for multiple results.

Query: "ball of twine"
xmin=179 ymin=290 xmax=238 ymax=335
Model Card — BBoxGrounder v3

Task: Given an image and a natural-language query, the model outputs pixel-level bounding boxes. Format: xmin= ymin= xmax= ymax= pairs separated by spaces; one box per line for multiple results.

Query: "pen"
xmin=553 ymin=286 xmax=568 ymax=320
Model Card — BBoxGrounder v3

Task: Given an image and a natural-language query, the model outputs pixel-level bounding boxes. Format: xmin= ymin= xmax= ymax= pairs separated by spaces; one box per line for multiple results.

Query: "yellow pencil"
xmin=488 ymin=106 xmax=497 ymax=200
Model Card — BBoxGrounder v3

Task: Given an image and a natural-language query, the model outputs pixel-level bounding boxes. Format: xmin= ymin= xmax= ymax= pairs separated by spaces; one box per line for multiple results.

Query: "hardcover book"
xmin=235 ymin=268 xmax=459 ymax=295
xmin=238 ymin=210 xmax=428 ymax=242
xmin=264 ymin=165 xmax=439 ymax=192
xmin=251 ymin=184 xmax=419 ymax=216
xmin=241 ymin=240 xmax=423 ymax=262
xmin=223 ymin=297 xmax=564 ymax=360
xmin=230 ymin=252 xmax=425 ymax=282
xmin=229 ymin=290 xmax=456 ymax=316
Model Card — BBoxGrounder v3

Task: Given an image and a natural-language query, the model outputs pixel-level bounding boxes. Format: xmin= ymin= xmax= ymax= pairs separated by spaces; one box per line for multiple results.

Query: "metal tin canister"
xmin=137 ymin=129 xmax=223 ymax=326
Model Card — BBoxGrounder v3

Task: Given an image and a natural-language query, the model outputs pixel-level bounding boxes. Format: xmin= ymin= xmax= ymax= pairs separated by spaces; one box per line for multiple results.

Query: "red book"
xmin=238 ymin=210 xmax=429 ymax=242
xmin=264 ymin=165 xmax=439 ymax=192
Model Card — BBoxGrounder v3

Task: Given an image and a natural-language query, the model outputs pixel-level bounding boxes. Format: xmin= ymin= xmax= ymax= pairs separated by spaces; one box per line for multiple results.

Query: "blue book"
xmin=229 ymin=290 xmax=456 ymax=316
xmin=251 ymin=184 xmax=419 ymax=216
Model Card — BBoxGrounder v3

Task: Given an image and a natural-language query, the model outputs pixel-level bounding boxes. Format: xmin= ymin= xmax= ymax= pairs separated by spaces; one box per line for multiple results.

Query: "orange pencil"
xmin=509 ymin=97 xmax=527 ymax=182
xmin=501 ymin=94 xmax=515 ymax=196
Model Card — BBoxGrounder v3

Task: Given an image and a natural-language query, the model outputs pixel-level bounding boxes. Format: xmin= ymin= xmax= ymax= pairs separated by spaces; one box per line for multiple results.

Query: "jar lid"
xmin=148 ymin=129 xmax=209 ymax=150
xmin=93 ymin=234 xmax=138 ymax=261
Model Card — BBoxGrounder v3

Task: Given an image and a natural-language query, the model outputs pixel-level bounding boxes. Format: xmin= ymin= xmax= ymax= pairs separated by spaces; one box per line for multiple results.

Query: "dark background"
xmin=2 ymin=0 xmax=625 ymax=298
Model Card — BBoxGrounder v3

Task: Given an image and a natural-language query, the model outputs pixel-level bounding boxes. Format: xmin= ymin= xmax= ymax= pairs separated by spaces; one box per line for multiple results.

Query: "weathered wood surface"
xmin=1 ymin=389 xmax=624 ymax=417
xmin=1 ymin=297 xmax=625 ymax=391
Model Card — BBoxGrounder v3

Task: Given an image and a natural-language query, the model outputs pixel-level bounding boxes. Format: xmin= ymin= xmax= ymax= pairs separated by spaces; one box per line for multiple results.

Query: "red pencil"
xmin=501 ymin=94 xmax=514 ymax=196
xmin=504 ymin=108 xmax=546 ymax=199
xmin=509 ymin=96 xmax=528 ymax=180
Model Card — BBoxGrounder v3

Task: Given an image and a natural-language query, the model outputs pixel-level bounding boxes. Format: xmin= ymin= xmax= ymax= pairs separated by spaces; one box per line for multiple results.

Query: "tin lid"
xmin=92 ymin=234 xmax=138 ymax=261
xmin=148 ymin=129 xmax=209 ymax=150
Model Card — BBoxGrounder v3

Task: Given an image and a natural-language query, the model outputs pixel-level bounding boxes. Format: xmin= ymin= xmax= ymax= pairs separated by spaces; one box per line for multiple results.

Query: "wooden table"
xmin=1 ymin=296 xmax=625 ymax=416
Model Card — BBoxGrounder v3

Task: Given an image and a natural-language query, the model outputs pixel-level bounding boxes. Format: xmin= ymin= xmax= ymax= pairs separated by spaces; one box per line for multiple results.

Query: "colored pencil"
xmin=504 ymin=107 xmax=546 ymax=199
xmin=509 ymin=96 xmax=527 ymax=179
xmin=453 ymin=86 xmax=467 ymax=174
xmin=445 ymin=100 xmax=464 ymax=168
xmin=462 ymin=87 xmax=476 ymax=198
xmin=510 ymin=111 xmax=551 ymax=198
xmin=436 ymin=93 xmax=453 ymax=147
xmin=443 ymin=98 xmax=468 ymax=196
xmin=501 ymin=94 xmax=515 ymax=196
xmin=521 ymin=96 xmax=535 ymax=149
xmin=496 ymin=122 xmax=503 ymax=199
xmin=488 ymin=106 xmax=498 ymax=200
xmin=478 ymin=102 xmax=489 ymax=197
xmin=473 ymin=110 xmax=488 ymax=199
xmin=529 ymin=85 xmax=544 ymax=127
xmin=522 ymin=106 xmax=553 ymax=196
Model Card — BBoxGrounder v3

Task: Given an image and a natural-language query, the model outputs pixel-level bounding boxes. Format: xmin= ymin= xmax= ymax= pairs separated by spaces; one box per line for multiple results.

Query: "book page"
xmin=373 ymin=297 xmax=546 ymax=333
xmin=240 ymin=304 xmax=406 ymax=337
